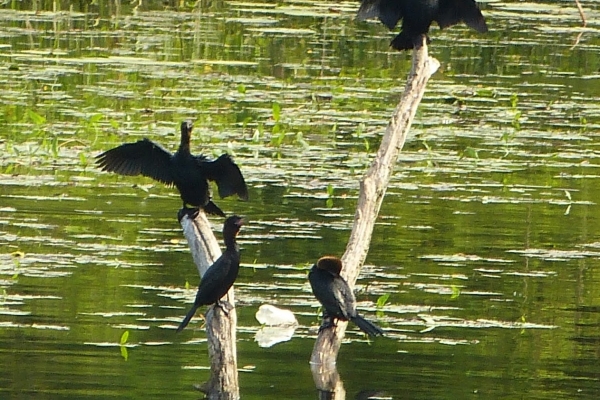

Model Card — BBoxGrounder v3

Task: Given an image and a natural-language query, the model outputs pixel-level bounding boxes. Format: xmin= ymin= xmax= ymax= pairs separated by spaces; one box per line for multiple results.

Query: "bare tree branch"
xmin=310 ymin=35 xmax=440 ymax=368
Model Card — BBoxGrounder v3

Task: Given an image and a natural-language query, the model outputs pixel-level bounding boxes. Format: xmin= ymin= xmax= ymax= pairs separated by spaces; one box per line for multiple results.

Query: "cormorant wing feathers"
xmin=198 ymin=154 xmax=249 ymax=200
xmin=96 ymin=139 xmax=175 ymax=185
xmin=437 ymin=0 xmax=488 ymax=32
xmin=196 ymin=254 xmax=228 ymax=292
xmin=332 ymin=279 xmax=356 ymax=320
xmin=356 ymin=0 xmax=404 ymax=30
xmin=194 ymin=250 xmax=239 ymax=305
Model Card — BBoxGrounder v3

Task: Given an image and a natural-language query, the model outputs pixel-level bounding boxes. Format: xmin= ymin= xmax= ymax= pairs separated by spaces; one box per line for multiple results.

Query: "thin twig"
xmin=571 ymin=0 xmax=588 ymax=49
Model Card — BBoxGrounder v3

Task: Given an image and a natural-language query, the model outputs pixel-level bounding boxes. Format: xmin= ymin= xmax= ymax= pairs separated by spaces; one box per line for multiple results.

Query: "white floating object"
xmin=255 ymin=326 xmax=296 ymax=348
xmin=255 ymin=304 xmax=297 ymax=327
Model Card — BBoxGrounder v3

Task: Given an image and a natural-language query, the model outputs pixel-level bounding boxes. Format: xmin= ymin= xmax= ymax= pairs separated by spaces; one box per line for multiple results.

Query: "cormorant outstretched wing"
xmin=437 ymin=0 xmax=488 ymax=32
xmin=96 ymin=139 xmax=175 ymax=185
xmin=199 ymin=154 xmax=249 ymax=200
xmin=356 ymin=0 xmax=404 ymax=30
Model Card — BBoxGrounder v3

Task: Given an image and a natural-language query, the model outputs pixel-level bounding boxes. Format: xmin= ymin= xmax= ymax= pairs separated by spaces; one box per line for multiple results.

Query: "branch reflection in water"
xmin=311 ymin=362 xmax=388 ymax=400
xmin=311 ymin=362 xmax=346 ymax=400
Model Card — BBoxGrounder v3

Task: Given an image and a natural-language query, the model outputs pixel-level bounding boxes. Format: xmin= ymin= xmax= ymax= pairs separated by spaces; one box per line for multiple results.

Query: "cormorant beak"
xmin=181 ymin=120 xmax=194 ymax=134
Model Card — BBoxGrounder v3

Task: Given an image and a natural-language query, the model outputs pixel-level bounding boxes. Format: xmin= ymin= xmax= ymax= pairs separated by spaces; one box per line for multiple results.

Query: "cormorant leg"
xmin=177 ymin=205 xmax=200 ymax=222
xmin=215 ymin=300 xmax=234 ymax=315
xmin=204 ymin=201 xmax=226 ymax=218
xmin=318 ymin=311 xmax=336 ymax=333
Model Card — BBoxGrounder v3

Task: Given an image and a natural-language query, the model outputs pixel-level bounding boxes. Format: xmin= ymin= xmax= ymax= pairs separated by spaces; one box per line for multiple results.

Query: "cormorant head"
xmin=223 ymin=215 xmax=244 ymax=239
xmin=180 ymin=120 xmax=194 ymax=143
xmin=316 ymin=256 xmax=343 ymax=276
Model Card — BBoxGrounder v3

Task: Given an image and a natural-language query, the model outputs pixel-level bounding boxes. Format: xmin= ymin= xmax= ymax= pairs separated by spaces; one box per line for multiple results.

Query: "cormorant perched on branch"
xmin=357 ymin=0 xmax=488 ymax=51
xmin=309 ymin=256 xmax=384 ymax=337
xmin=177 ymin=215 xmax=244 ymax=332
xmin=96 ymin=121 xmax=248 ymax=217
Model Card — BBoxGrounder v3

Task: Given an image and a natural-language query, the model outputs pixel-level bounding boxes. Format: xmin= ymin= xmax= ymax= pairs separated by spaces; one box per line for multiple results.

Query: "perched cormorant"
xmin=309 ymin=256 xmax=384 ymax=337
xmin=96 ymin=121 xmax=248 ymax=217
xmin=176 ymin=215 xmax=244 ymax=332
xmin=357 ymin=0 xmax=488 ymax=51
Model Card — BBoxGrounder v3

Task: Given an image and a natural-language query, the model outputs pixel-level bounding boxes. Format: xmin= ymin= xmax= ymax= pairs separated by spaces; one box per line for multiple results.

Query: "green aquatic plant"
xmin=119 ymin=330 xmax=129 ymax=361
xmin=421 ymin=139 xmax=435 ymax=168
xmin=354 ymin=122 xmax=365 ymax=139
xmin=501 ymin=93 xmax=522 ymax=157
xmin=3 ymin=163 xmax=14 ymax=174
xmin=294 ymin=132 xmax=309 ymax=150
xmin=270 ymin=102 xmax=285 ymax=147
xmin=26 ymin=110 xmax=54 ymax=157
xmin=509 ymin=93 xmax=522 ymax=132
xmin=450 ymin=285 xmax=461 ymax=299
xmin=375 ymin=293 xmax=389 ymax=319
xmin=376 ymin=293 xmax=390 ymax=309
xmin=120 ymin=330 xmax=129 ymax=345
xmin=270 ymin=127 xmax=285 ymax=148
xmin=326 ymin=184 xmax=334 ymax=208
xmin=511 ymin=112 xmax=522 ymax=132
xmin=27 ymin=109 xmax=46 ymax=126
xmin=459 ymin=147 xmax=479 ymax=163
xmin=268 ymin=101 xmax=309 ymax=151
xmin=272 ymin=101 xmax=281 ymax=123
xmin=579 ymin=116 xmax=587 ymax=133
xmin=79 ymin=152 xmax=89 ymax=169
xmin=11 ymin=251 xmax=24 ymax=280
xmin=564 ymin=190 xmax=572 ymax=216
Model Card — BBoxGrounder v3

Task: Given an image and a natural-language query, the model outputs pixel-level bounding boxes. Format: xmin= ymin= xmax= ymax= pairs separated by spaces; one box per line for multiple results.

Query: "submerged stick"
xmin=310 ymin=36 xmax=440 ymax=367
xmin=570 ymin=0 xmax=587 ymax=49
xmin=179 ymin=210 xmax=239 ymax=400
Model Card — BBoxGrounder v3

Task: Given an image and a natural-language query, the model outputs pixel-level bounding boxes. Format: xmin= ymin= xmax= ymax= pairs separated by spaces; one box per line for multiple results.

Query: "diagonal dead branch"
xmin=310 ymin=35 xmax=440 ymax=370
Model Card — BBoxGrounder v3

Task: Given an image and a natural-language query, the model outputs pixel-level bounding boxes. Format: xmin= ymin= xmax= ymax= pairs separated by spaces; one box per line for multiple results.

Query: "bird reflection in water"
xmin=311 ymin=362 xmax=388 ymax=400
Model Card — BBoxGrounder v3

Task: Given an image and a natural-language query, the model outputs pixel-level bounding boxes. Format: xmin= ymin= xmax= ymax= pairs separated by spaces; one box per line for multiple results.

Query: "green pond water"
xmin=1 ymin=0 xmax=600 ymax=398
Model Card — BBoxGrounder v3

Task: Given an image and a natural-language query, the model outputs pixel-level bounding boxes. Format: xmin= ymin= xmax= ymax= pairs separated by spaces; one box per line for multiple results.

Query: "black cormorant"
xmin=177 ymin=215 xmax=244 ymax=332
xmin=357 ymin=0 xmax=488 ymax=51
xmin=96 ymin=121 xmax=248 ymax=217
xmin=309 ymin=256 xmax=384 ymax=337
